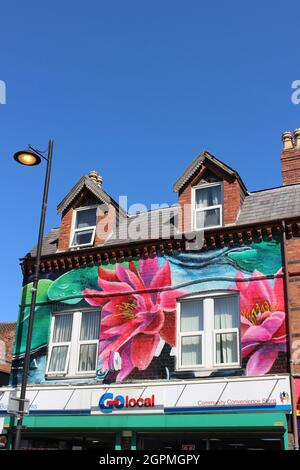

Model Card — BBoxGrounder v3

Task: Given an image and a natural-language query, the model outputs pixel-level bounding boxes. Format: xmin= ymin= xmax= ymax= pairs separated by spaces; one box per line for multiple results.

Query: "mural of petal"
xmin=246 ymin=344 xmax=279 ymax=376
xmin=131 ymin=333 xmax=160 ymax=370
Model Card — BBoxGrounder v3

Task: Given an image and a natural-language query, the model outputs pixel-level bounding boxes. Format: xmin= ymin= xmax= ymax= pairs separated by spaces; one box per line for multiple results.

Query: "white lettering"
xmin=291 ymin=80 xmax=300 ymax=105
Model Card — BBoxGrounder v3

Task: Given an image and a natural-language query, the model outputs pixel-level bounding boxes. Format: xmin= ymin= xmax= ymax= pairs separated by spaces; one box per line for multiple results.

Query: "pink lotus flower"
xmin=231 ymin=269 xmax=287 ymax=375
xmin=83 ymin=258 xmax=186 ymax=381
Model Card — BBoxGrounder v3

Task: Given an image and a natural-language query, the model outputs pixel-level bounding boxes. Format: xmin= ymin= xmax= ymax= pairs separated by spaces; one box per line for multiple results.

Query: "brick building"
xmin=1 ymin=129 xmax=300 ymax=450
xmin=0 ymin=323 xmax=16 ymax=386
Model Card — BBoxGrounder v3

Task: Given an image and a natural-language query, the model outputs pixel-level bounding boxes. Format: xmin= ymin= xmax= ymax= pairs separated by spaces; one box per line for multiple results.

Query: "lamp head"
xmin=13 ymin=149 xmax=41 ymax=166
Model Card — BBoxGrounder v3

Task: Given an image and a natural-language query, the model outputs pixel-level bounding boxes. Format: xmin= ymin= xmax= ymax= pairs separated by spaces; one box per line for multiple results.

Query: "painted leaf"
xmin=14 ymin=280 xmax=53 ymax=356
xmin=227 ymin=241 xmax=282 ymax=274
xmin=48 ymin=266 xmax=99 ymax=304
xmin=47 ymin=263 xmax=133 ymax=305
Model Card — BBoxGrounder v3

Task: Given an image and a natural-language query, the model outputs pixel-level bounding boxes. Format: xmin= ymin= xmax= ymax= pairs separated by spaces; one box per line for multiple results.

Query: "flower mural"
xmin=12 ymin=240 xmax=288 ymax=386
xmin=230 ymin=269 xmax=287 ymax=375
xmin=83 ymin=258 xmax=187 ymax=380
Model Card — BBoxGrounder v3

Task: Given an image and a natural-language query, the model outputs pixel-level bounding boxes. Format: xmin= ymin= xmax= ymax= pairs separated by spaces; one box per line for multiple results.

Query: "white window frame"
xmin=76 ymin=314 xmax=100 ymax=375
xmin=192 ymin=182 xmax=223 ymax=231
xmin=70 ymin=205 xmax=98 ymax=249
xmin=46 ymin=310 xmax=101 ymax=379
xmin=176 ymin=291 xmax=240 ymax=371
xmin=213 ymin=327 xmax=240 ymax=367
xmin=46 ymin=312 xmax=73 ymax=376
xmin=179 ymin=332 xmax=204 ymax=369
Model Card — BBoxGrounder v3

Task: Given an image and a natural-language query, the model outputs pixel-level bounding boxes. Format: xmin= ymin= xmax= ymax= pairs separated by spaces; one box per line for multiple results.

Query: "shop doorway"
xmin=137 ymin=431 xmax=283 ymax=451
xmin=19 ymin=431 xmax=116 ymax=450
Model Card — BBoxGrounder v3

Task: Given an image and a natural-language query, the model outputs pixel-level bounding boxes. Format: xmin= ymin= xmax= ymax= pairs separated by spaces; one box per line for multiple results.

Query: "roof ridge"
xmin=249 ymin=183 xmax=300 ymax=195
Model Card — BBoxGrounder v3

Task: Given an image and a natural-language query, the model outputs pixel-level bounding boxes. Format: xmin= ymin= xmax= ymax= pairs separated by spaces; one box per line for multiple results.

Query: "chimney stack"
xmin=88 ymin=170 xmax=103 ymax=188
xmin=281 ymin=129 xmax=300 ymax=185
xmin=294 ymin=128 xmax=300 ymax=149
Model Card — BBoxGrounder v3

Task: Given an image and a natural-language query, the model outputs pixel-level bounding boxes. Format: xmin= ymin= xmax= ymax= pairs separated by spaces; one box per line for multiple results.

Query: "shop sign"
xmin=0 ymin=375 xmax=292 ymax=417
xmin=98 ymin=392 xmax=155 ymax=414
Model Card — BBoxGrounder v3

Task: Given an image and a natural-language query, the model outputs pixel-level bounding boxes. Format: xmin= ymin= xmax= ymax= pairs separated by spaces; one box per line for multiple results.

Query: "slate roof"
xmin=237 ymin=184 xmax=300 ymax=225
xmin=28 ymin=183 xmax=300 ymax=258
xmin=105 ymin=206 xmax=179 ymax=247
xmin=30 ymin=228 xmax=60 ymax=257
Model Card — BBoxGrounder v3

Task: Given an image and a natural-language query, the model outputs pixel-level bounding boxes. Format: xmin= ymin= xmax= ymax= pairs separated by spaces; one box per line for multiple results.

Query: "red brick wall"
xmin=223 ymin=179 xmax=242 ymax=225
xmin=0 ymin=323 xmax=16 ymax=374
xmin=286 ymin=237 xmax=300 ymax=374
xmin=58 ymin=205 xmax=74 ymax=251
xmin=178 ymin=184 xmax=192 ymax=232
xmin=281 ymin=149 xmax=300 ymax=185
xmin=94 ymin=204 xmax=118 ymax=246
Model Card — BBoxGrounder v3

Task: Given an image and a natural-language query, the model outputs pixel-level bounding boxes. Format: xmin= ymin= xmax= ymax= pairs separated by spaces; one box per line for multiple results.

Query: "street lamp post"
xmin=13 ymin=140 xmax=54 ymax=450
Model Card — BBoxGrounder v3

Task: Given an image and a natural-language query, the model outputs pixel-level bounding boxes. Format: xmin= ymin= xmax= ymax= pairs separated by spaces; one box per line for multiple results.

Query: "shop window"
xmin=70 ymin=206 xmax=97 ymax=248
xmin=46 ymin=310 xmax=100 ymax=378
xmin=192 ymin=183 xmax=223 ymax=230
xmin=177 ymin=292 xmax=240 ymax=371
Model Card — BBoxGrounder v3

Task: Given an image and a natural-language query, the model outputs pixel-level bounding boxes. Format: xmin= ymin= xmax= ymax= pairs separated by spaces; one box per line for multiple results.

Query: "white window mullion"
xmin=204 ymin=297 xmax=214 ymax=369
xmin=68 ymin=311 xmax=81 ymax=376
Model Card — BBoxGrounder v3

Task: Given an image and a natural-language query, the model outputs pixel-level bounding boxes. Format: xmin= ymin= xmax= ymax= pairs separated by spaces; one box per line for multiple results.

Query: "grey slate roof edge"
xmin=173 ymin=150 xmax=247 ymax=194
xmin=57 ymin=175 xmax=86 ymax=212
xmin=247 ymin=183 xmax=300 ymax=196
xmin=56 ymin=175 xmax=127 ymax=217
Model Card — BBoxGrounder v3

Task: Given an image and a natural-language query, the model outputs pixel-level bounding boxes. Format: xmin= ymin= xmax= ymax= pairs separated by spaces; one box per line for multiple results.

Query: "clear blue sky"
xmin=1 ymin=1 xmax=300 ymax=321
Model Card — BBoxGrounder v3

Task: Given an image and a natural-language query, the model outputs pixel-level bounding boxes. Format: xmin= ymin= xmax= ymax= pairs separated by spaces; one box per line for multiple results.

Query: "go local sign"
xmin=98 ymin=392 xmax=155 ymax=414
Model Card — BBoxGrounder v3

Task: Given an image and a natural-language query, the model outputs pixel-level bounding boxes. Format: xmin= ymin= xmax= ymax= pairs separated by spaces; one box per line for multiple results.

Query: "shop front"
xmin=0 ymin=375 xmax=291 ymax=450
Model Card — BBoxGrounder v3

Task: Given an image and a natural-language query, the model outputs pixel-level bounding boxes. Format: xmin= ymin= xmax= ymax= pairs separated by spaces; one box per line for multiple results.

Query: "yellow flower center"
xmin=114 ymin=300 xmax=137 ymax=320
xmin=242 ymin=301 xmax=273 ymax=324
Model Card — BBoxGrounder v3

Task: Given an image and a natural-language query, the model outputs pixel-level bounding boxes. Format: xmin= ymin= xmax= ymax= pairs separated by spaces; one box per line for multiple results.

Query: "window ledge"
xmin=45 ymin=374 xmax=97 ymax=381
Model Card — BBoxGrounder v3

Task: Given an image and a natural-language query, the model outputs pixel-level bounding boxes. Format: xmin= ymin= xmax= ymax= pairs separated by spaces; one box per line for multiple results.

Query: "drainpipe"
xmin=282 ymin=220 xmax=299 ymax=450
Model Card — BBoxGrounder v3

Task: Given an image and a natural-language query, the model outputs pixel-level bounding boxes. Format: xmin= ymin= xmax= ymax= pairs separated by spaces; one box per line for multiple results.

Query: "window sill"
xmin=45 ymin=374 xmax=97 ymax=380
xmin=192 ymin=224 xmax=223 ymax=231
xmin=175 ymin=365 xmax=242 ymax=373
xmin=171 ymin=367 xmax=243 ymax=380
xmin=69 ymin=244 xmax=94 ymax=250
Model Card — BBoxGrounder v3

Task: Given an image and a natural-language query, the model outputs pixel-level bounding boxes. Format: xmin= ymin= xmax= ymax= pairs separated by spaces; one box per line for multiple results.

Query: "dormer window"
xmin=70 ymin=206 xmax=97 ymax=248
xmin=192 ymin=182 xmax=223 ymax=230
